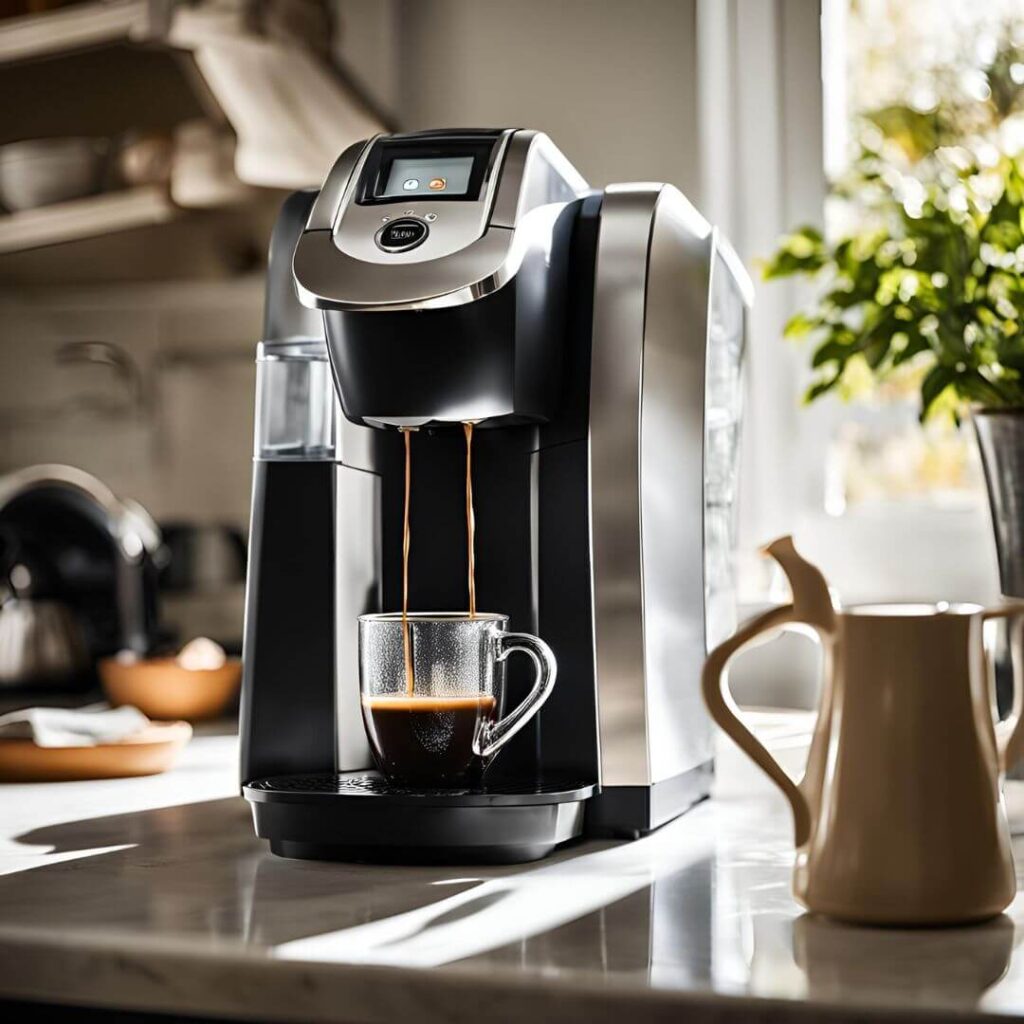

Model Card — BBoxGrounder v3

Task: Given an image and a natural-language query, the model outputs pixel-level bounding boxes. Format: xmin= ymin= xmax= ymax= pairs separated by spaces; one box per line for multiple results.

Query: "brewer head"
xmin=292 ymin=130 xmax=589 ymax=429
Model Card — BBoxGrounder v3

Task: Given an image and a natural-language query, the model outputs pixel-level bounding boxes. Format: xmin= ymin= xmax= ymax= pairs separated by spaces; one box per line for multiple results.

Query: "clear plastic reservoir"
xmin=254 ymin=340 xmax=337 ymax=460
xmin=704 ymin=250 xmax=747 ymax=651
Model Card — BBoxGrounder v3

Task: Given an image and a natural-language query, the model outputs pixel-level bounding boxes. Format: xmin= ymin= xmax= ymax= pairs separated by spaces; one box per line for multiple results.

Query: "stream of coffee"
xmin=398 ymin=422 xmax=478 ymax=696
xmin=401 ymin=427 xmax=414 ymax=695
xmin=464 ymin=421 xmax=477 ymax=619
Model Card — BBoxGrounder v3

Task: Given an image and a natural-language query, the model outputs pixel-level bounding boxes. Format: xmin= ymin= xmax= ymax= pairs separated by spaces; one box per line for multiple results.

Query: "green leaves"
xmin=765 ymin=148 xmax=1024 ymax=418
xmin=782 ymin=311 xmax=821 ymax=340
xmin=921 ymin=365 xmax=956 ymax=419
xmin=804 ymin=371 xmax=843 ymax=403
xmin=762 ymin=226 xmax=827 ymax=279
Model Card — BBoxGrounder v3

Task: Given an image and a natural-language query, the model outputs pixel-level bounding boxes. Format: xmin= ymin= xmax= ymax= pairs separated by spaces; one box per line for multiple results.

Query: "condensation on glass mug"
xmin=254 ymin=340 xmax=337 ymax=459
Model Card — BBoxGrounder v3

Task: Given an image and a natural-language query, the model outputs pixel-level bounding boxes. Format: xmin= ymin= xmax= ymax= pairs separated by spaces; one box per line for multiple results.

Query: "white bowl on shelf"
xmin=0 ymin=137 xmax=109 ymax=212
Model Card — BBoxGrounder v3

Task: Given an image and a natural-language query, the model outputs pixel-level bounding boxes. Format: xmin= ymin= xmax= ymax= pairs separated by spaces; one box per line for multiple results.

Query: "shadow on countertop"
xmin=0 ymin=793 xmax=704 ymax=976
xmin=2 ymin=796 xmax=494 ymax=947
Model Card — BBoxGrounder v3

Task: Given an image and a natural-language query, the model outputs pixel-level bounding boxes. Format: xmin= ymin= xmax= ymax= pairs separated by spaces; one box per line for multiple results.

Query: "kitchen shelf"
xmin=0 ymin=194 xmax=282 ymax=284
xmin=0 ymin=0 xmax=147 ymax=65
xmin=0 ymin=186 xmax=176 ymax=254
xmin=0 ymin=0 xmax=383 ymax=273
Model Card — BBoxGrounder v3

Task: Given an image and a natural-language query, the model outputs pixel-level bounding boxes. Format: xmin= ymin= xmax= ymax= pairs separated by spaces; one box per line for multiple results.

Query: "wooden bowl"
xmin=99 ymin=657 xmax=242 ymax=722
xmin=0 ymin=721 xmax=192 ymax=782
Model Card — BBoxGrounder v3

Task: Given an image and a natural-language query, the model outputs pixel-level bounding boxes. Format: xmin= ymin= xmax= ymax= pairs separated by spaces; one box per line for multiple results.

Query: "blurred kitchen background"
xmin=1 ymin=0 xmax=1020 ymax=703
xmin=0 ymin=0 xmax=720 ymax=667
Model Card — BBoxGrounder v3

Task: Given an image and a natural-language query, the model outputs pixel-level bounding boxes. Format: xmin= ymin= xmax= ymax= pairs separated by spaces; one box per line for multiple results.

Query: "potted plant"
xmin=764 ymin=33 xmax=1024 ymax=598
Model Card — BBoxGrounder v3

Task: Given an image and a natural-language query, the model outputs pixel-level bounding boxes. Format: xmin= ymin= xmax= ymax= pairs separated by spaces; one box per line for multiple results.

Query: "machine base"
xmin=244 ymin=771 xmax=595 ymax=864
xmin=268 ymin=840 xmax=560 ymax=864
xmin=584 ymin=761 xmax=713 ymax=839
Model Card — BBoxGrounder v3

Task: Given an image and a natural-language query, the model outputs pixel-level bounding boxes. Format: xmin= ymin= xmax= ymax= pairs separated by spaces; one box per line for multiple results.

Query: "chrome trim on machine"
xmin=588 ymin=185 xmax=659 ymax=787
xmin=305 ymin=138 xmax=377 ymax=232
xmin=589 ymin=184 xmax=747 ymax=788
xmin=640 ymin=188 xmax=716 ymax=785
xmin=489 ymin=130 xmax=589 ymax=228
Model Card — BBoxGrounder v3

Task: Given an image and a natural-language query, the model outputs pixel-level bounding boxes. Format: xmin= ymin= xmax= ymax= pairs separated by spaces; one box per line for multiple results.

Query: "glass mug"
xmin=358 ymin=612 xmax=557 ymax=786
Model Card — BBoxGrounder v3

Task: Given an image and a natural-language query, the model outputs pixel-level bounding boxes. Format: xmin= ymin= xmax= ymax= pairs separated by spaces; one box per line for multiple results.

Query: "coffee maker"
xmin=240 ymin=129 xmax=751 ymax=863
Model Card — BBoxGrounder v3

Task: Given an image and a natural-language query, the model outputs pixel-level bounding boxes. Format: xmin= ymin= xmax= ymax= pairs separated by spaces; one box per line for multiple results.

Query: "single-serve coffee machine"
xmin=240 ymin=129 xmax=751 ymax=863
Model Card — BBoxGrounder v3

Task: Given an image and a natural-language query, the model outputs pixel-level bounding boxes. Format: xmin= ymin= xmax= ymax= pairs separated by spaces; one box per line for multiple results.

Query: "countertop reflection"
xmin=2 ymin=732 xmax=1024 ymax=1023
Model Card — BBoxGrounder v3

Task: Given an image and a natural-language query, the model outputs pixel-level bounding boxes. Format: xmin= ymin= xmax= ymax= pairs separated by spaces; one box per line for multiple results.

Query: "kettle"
xmin=0 ymin=564 xmax=88 ymax=687
xmin=0 ymin=465 xmax=164 ymax=689
xmin=703 ymin=536 xmax=1023 ymax=926
xmin=0 ymin=599 xmax=90 ymax=688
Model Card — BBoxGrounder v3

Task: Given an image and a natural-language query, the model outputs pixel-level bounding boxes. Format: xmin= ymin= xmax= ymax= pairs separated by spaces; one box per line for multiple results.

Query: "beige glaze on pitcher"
xmin=703 ymin=536 xmax=1024 ymax=926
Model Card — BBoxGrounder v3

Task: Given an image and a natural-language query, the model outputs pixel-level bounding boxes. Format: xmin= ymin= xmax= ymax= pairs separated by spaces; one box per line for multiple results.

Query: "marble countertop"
xmin=3 ymin=728 xmax=1024 ymax=1023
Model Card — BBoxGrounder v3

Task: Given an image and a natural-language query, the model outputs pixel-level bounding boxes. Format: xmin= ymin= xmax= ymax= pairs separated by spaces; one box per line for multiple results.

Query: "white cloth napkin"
xmin=0 ymin=703 xmax=149 ymax=748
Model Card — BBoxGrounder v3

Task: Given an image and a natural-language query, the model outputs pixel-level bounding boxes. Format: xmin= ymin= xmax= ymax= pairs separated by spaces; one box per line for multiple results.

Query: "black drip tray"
xmin=243 ymin=771 xmax=596 ymax=864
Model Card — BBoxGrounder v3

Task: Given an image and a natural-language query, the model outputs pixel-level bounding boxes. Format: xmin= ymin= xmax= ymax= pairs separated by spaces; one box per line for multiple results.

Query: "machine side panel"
xmin=334 ymin=463 xmax=380 ymax=771
xmin=588 ymin=186 xmax=660 ymax=787
xmin=240 ymin=461 xmax=337 ymax=783
xmin=640 ymin=187 xmax=715 ymax=784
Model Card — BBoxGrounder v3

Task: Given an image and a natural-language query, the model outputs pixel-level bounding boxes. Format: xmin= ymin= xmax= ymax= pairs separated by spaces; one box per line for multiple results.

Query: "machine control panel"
xmin=375 ymin=217 xmax=428 ymax=252
xmin=328 ymin=131 xmax=510 ymax=268
xmin=295 ymin=129 xmax=591 ymax=306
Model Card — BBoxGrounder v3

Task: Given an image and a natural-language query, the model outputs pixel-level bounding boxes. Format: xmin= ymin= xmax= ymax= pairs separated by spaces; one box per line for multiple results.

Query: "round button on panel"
xmin=375 ymin=217 xmax=428 ymax=253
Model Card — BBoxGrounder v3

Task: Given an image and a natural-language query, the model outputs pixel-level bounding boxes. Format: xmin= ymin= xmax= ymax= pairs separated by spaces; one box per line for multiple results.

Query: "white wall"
xmin=0 ymin=278 xmax=262 ymax=527
xmin=335 ymin=0 xmax=701 ymax=196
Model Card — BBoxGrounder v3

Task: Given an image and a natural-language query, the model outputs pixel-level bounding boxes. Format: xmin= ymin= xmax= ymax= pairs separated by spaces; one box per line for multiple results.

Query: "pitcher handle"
xmin=702 ymin=603 xmax=813 ymax=846
xmin=982 ymin=604 xmax=1024 ymax=773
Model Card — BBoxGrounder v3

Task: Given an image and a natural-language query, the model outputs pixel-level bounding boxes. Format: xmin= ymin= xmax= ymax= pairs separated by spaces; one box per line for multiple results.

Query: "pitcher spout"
xmin=764 ymin=536 xmax=836 ymax=633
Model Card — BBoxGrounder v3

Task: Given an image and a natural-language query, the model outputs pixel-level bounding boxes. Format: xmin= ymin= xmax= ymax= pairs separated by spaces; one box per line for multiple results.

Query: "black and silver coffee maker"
xmin=240 ymin=129 xmax=752 ymax=863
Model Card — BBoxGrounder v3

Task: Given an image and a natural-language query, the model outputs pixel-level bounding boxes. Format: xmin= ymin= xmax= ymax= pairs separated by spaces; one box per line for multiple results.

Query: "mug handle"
xmin=982 ymin=604 xmax=1024 ymax=773
xmin=473 ymin=632 xmax=557 ymax=759
xmin=701 ymin=603 xmax=814 ymax=846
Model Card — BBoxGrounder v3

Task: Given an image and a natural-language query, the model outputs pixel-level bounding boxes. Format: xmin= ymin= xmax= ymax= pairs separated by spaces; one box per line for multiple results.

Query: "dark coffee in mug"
xmin=361 ymin=694 xmax=497 ymax=785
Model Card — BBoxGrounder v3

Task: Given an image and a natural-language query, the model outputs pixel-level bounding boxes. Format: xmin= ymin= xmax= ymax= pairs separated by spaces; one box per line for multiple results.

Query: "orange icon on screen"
xmin=428 ymin=178 xmax=447 ymax=190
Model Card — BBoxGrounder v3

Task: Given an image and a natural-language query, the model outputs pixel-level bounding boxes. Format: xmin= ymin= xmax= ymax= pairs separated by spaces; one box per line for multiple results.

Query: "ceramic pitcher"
xmin=702 ymin=536 xmax=1024 ymax=926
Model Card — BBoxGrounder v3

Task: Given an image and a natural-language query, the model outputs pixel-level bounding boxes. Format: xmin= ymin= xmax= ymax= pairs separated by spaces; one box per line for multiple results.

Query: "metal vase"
xmin=973 ymin=410 xmax=1024 ymax=784
xmin=973 ymin=409 xmax=1024 ymax=599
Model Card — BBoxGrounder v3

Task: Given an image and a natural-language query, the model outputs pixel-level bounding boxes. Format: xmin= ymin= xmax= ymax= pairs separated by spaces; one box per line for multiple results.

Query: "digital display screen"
xmin=380 ymin=156 xmax=475 ymax=198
